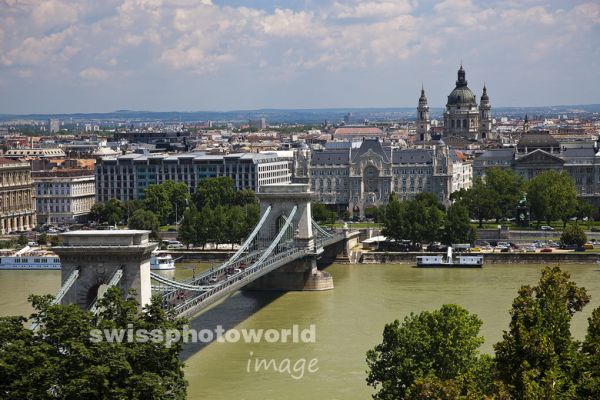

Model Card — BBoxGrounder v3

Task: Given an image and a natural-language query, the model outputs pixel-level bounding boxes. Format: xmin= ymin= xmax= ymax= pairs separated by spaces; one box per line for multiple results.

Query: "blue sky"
xmin=0 ymin=0 xmax=599 ymax=114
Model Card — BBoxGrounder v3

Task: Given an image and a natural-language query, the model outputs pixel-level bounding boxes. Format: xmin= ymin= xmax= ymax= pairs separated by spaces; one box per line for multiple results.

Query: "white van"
xmin=165 ymin=240 xmax=184 ymax=249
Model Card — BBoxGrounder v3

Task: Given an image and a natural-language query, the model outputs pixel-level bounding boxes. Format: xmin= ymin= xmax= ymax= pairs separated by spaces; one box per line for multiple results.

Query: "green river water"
xmin=1 ymin=263 xmax=599 ymax=399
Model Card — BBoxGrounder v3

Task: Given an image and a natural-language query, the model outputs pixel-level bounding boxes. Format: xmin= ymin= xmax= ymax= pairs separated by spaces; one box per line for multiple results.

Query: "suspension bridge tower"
xmin=53 ymin=230 xmax=157 ymax=309
xmin=249 ymin=183 xmax=334 ymax=291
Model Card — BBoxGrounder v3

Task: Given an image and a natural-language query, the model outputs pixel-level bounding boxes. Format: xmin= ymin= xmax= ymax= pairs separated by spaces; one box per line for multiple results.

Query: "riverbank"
xmin=360 ymin=251 xmax=600 ymax=264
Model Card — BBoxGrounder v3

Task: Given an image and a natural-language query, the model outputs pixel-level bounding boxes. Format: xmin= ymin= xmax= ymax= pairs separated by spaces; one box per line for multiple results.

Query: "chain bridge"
xmin=52 ymin=184 xmax=359 ymax=319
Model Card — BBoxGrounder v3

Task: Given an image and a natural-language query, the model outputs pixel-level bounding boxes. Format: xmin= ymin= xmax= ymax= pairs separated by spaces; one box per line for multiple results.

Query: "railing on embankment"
xmin=360 ymin=251 xmax=600 ymax=264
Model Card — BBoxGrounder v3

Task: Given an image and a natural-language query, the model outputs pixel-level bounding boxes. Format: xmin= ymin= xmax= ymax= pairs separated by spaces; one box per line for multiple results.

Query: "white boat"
xmin=151 ymin=252 xmax=176 ymax=270
xmin=0 ymin=246 xmax=61 ymax=270
xmin=416 ymin=246 xmax=483 ymax=268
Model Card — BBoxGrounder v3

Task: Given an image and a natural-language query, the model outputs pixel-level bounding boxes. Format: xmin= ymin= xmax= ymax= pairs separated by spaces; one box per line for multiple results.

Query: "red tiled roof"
xmin=0 ymin=157 xmax=19 ymax=164
xmin=334 ymin=127 xmax=383 ymax=135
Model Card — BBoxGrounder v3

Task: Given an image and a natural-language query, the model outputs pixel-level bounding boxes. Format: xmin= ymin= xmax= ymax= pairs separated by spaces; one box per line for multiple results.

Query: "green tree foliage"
xmin=225 ymin=206 xmax=247 ymax=249
xmin=37 ymin=232 xmax=48 ymax=246
xmin=527 ymin=171 xmax=578 ymax=227
xmin=561 ymin=224 xmax=587 ymax=247
xmin=312 ymin=202 xmax=337 ymax=225
xmin=177 ymin=207 xmax=197 ymax=248
xmin=443 ymin=203 xmax=476 ymax=245
xmin=193 ymin=176 xmax=237 ymax=209
xmin=494 ymin=266 xmax=591 ymax=399
xmin=576 ymin=200 xmax=595 ymax=226
xmin=144 ymin=184 xmax=173 ymax=226
xmin=452 ymin=179 xmax=499 ymax=228
xmin=382 ymin=193 xmax=446 ymax=244
xmin=127 ymin=209 xmax=160 ymax=240
xmin=143 ymin=181 xmax=191 ymax=225
xmin=0 ymin=288 xmax=187 ymax=399
xmin=366 ymin=304 xmax=485 ymax=400
xmin=17 ymin=234 xmax=28 ymax=247
xmin=580 ymin=307 xmax=600 ymax=398
xmin=89 ymin=199 xmax=124 ymax=226
xmin=49 ymin=235 xmax=60 ymax=246
xmin=484 ymin=167 xmax=525 ymax=221
xmin=367 ymin=266 xmax=600 ymax=400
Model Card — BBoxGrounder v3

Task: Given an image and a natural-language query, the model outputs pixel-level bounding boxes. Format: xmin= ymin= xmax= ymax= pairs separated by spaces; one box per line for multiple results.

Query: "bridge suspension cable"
xmin=150 ymin=271 xmax=211 ymax=292
xmin=221 ymin=205 xmax=271 ymax=268
xmin=172 ymin=206 xmax=298 ymax=315
xmin=31 ymin=269 xmax=80 ymax=330
xmin=89 ymin=269 xmax=123 ymax=315
xmin=312 ymin=219 xmax=333 ymax=238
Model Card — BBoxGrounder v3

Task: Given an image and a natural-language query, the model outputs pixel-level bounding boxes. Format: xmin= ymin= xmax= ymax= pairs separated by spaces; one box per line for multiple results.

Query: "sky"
xmin=0 ymin=0 xmax=599 ymax=114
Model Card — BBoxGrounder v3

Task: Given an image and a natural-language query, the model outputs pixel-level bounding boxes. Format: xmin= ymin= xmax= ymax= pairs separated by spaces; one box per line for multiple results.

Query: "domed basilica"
xmin=417 ymin=64 xmax=493 ymax=141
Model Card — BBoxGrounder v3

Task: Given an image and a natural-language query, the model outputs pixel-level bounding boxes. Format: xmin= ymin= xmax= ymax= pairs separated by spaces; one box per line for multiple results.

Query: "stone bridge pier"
xmin=53 ymin=230 xmax=156 ymax=309
xmin=248 ymin=183 xmax=334 ymax=291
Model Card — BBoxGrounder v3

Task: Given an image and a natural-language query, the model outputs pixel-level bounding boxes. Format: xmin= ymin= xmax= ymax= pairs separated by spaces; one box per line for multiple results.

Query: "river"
xmin=1 ymin=263 xmax=599 ymax=399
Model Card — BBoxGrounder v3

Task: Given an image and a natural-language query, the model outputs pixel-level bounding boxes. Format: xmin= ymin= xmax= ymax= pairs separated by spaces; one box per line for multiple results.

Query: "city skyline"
xmin=1 ymin=0 xmax=599 ymax=114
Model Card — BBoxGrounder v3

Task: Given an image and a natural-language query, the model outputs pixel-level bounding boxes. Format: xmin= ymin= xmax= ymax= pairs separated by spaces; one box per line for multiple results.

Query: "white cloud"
xmin=0 ymin=0 xmax=599 ymax=111
xmin=80 ymin=67 xmax=109 ymax=80
xmin=333 ymin=0 xmax=415 ymax=19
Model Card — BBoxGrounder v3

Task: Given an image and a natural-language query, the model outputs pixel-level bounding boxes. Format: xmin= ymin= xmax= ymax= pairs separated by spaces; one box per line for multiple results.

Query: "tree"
xmin=89 ymin=203 xmax=105 ymax=223
xmin=162 ymin=181 xmax=191 ymax=223
xmin=527 ymin=171 xmax=577 ymax=227
xmin=234 ymin=188 xmax=257 ymax=207
xmin=49 ymin=235 xmax=60 ymax=246
xmin=194 ymin=207 xmax=212 ymax=249
xmin=576 ymin=200 xmax=595 ymax=228
xmin=453 ymin=178 xmax=499 ymax=227
xmin=382 ymin=193 xmax=406 ymax=242
xmin=17 ymin=234 xmax=28 ymax=247
xmin=127 ymin=209 xmax=160 ymax=240
xmin=193 ymin=177 xmax=237 ymax=209
xmin=104 ymin=199 xmax=124 ymax=226
xmin=0 ymin=288 xmax=187 ymax=398
xmin=494 ymin=266 xmax=591 ymax=399
xmin=443 ymin=203 xmax=476 ymax=245
xmin=404 ymin=195 xmax=446 ymax=244
xmin=144 ymin=184 xmax=173 ymax=226
xmin=312 ymin=202 xmax=336 ymax=225
xmin=579 ymin=307 xmax=600 ymax=398
xmin=560 ymin=224 xmax=587 ymax=247
xmin=484 ymin=167 xmax=525 ymax=221
xmin=225 ymin=206 xmax=247 ymax=249
xmin=37 ymin=232 xmax=48 ymax=246
xmin=366 ymin=304 xmax=484 ymax=400
xmin=207 ymin=205 xmax=227 ymax=247
xmin=244 ymin=203 xmax=260 ymax=236
xmin=178 ymin=207 xmax=197 ymax=248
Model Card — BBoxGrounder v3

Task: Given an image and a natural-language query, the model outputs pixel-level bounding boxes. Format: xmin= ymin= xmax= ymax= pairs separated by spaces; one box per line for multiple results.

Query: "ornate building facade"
xmin=305 ymin=139 xmax=472 ymax=217
xmin=418 ymin=65 xmax=493 ymax=141
xmin=33 ymin=169 xmax=96 ymax=225
xmin=0 ymin=158 xmax=36 ymax=234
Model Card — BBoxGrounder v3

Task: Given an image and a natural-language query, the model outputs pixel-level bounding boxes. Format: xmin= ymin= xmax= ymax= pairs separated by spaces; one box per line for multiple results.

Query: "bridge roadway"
xmin=157 ymin=233 xmax=347 ymax=318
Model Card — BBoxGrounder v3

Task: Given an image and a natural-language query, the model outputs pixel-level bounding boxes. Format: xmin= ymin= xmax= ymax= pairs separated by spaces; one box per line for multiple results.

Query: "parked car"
xmin=540 ymin=225 xmax=555 ymax=231
xmin=540 ymin=247 xmax=553 ymax=253
xmin=427 ymin=242 xmax=447 ymax=252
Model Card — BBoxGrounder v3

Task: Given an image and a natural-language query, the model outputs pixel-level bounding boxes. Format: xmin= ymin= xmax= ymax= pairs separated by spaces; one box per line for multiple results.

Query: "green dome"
xmin=447 ymin=86 xmax=477 ymax=106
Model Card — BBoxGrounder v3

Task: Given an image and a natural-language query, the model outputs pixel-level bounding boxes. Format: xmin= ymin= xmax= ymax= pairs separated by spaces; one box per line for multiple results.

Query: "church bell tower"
xmin=416 ymin=85 xmax=431 ymax=141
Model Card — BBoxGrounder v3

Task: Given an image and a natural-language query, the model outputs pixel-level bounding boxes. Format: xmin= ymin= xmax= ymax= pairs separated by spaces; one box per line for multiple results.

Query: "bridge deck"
xmin=159 ymin=233 xmax=348 ymax=318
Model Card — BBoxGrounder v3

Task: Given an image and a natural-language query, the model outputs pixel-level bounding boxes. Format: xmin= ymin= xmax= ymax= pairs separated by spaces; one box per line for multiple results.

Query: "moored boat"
xmin=150 ymin=252 xmax=176 ymax=270
xmin=0 ymin=246 xmax=61 ymax=270
xmin=416 ymin=247 xmax=483 ymax=268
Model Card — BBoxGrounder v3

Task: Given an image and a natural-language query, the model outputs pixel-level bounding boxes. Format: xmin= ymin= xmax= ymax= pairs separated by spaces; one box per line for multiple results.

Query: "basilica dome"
xmin=447 ymin=86 xmax=477 ymax=105
xmin=446 ymin=65 xmax=477 ymax=106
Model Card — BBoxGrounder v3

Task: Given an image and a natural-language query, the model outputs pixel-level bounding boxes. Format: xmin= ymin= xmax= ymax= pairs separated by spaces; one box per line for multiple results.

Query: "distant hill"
xmin=1 ymin=104 xmax=599 ymax=124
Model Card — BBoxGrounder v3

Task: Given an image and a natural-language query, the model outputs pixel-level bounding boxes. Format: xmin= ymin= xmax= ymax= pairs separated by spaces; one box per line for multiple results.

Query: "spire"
xmin=524 ymin=113 xmax=528 ymax=123
xmin=481 ymin=83 xmax=489 ymax=101
xmin=419 ymin=84 xmax=428 ymax=104
xmin=456 ymin=63 xmax=467 ymax=87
